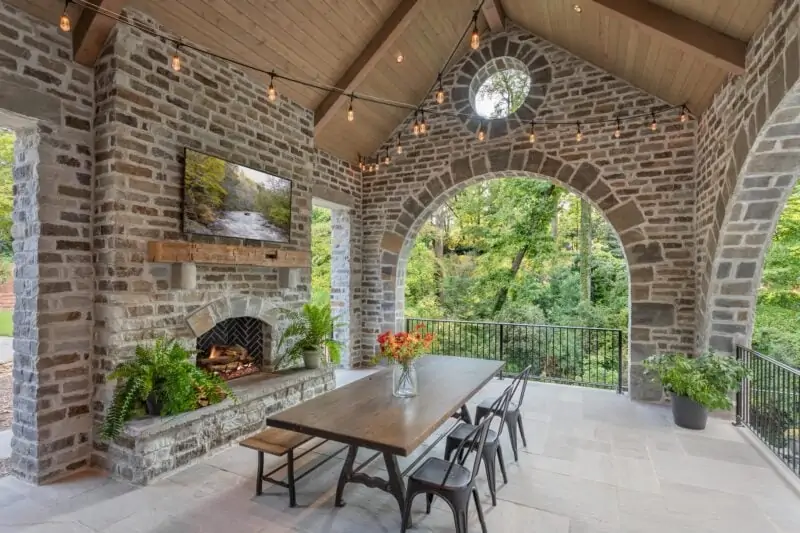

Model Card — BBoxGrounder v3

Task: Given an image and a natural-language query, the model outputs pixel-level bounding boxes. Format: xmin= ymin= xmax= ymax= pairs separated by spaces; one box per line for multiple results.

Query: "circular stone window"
xmin=470 ymin=57 xmax=532 ymax=119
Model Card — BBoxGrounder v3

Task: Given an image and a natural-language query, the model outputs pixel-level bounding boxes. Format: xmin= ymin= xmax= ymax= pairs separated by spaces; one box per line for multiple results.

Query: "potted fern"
xmin=276 ymin=302 xmax=345 ymax=369
xmin=100 ymin=337 xmax=234 ymax=440
xmin=644 ymin=351 xmax=748 ymax=430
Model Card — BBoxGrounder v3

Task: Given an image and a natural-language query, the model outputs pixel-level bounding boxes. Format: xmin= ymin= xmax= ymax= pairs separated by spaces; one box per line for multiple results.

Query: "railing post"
xmin=498 ymin=323 xmax=504 ymax=380
xmin=733 ymin=345 xmax=744 ymax=427
xmin=616 ymin=329 xmax=623 ymax=395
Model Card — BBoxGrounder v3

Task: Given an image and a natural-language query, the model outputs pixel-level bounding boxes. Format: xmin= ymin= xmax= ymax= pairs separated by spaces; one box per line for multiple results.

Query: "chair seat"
xmin=409 ymin=457 xmax=472 ymax=489
xmin=448 ymin=422 xmax=498 ymax=445
xmin=478 ymin=397 xmax=519 ymax=413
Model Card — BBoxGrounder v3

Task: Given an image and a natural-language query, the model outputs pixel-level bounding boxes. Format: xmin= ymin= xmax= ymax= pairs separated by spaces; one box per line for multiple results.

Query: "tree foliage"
xmin=0 ymin=130 xmax=14 ymax=255
xmin=475 ymin=69 xmax=530 ymax=118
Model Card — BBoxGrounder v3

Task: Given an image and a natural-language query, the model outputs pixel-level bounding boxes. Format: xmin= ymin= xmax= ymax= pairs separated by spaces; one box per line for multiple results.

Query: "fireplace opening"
xmin=196 ymin=317 xmax=271 ymax=381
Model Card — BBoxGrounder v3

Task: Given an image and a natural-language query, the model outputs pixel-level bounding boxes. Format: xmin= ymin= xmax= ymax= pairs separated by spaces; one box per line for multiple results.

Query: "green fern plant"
xmin=274 ymin=302 xmax=346 ymax=370
xmin=100 ymin=336 xmax=236 ymax=441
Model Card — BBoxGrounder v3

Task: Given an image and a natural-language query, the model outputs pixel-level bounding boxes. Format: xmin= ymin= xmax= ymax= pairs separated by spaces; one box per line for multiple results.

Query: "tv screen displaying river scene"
xmin=183 ymin=149 xmax=292 ymax=243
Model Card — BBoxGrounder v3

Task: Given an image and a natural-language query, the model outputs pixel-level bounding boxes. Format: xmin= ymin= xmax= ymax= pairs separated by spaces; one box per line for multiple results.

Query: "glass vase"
xmin=392 ymin=362 xmax=418 ymax=398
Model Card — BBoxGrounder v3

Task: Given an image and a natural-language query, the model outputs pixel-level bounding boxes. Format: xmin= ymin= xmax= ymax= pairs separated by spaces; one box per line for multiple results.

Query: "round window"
xmin=472 ymin=68 xmax=532 ymax=119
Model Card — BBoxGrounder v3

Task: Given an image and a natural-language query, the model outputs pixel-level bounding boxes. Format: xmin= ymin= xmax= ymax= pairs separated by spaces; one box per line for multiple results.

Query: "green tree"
xmin=311 ymin=206 xmax=332 ymax=304
xmin=184 ymin=152 xmax=227 ymax=225
xmin=0 ymin=130 xmax=13 ymax=254
xmin=475 ymin=70 xmax=530 ymax=118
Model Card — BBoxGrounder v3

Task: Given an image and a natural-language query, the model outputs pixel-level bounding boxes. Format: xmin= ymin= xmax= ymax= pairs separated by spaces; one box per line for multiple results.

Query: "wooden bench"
xmin=240 ymin=428 xmax=346 ymax=507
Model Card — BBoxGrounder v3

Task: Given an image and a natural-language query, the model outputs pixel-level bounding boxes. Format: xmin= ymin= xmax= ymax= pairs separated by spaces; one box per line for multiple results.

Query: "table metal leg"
xmin=384 ymin=453 xmax=409 ymax=527
xmin=256 ymin=451 xmax=264 ymax=496
xmin=287 ymin=449 xmax=296 ymax=508
xmin=335 ymin=445 xmax=358 ymax=507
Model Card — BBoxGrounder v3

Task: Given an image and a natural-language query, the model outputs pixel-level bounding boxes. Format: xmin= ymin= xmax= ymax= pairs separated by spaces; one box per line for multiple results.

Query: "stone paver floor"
xmin=0 ymin=371 xmax=799 ymax=532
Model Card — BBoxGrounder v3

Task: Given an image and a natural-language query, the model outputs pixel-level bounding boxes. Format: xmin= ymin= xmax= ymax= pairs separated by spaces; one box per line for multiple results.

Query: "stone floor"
xmin=0 ymin=370 xmax=799 ymax=532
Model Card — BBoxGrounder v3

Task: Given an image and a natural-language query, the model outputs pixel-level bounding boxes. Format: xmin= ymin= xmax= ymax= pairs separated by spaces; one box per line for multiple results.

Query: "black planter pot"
xmin=670 ymin=392 xmax=707 ymax=430
xmin=145 ymin=392 xmax=163 ymax=416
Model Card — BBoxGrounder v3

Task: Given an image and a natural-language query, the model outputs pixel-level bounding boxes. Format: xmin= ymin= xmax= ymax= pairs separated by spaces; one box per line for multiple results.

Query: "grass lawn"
xmin=0 ymin=310 xmax=12 ymax=337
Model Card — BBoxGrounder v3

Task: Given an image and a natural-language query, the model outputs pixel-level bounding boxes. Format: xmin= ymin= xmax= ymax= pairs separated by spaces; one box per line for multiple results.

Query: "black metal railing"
xmin=406 ymin=318 xmax=626 ymax=393
xmin=736 ymin=345 xmax=800 ymax=477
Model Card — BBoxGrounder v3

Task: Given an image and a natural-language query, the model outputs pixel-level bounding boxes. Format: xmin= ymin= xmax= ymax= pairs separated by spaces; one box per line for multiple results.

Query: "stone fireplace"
xmin=195 ymin=317 xmax=272 ymax=380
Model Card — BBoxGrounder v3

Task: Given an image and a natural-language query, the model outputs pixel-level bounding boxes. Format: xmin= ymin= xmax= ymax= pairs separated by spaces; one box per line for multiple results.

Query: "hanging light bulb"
xmin=396 ymin=133 xmax=403 ymax=155
xmin=412 ymin=112 xmax=421 ymax=136
xmin=384 ymin=149 xmax=391 ymax=166
xmin=59 ymin=1 xmax=71 ymax=32
xmin=470 ymin=15 xmax=480 ymax=50
xmin=419 ymin=110 xmax=428 ymax=135
xmin=614 ymin=117 xmax=621 ymax=139
xmin=529 ymin=121 xmax=536 ymax=144
xmin=396 ymin=52 xmax=404 ymax=63
xmin=267 ymin=72 xmax=277 ymax=102
xmin=347 ymin=96 xmax=355 ymax=122
xmin=679 ymin=105 xmax=688 ymax=123
xmin=650 ymin=111 xmax=658 ymax=131
xmin=171 ymin=43 xmax=181 ymax=72
xmin=575 ymin=122 xmax=583 ymax=142
xmin=477 ymin=122 xmax=485 ymax=141
xmin=435 ymin=75 xmax=445 ymax=105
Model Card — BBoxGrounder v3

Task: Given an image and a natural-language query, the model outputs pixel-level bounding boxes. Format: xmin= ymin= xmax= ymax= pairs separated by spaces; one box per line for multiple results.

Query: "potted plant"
xmin=376 ymin=325 xmax=435 ymax=398
xmin=276 ymin=302 xmax=345 ymax=370
xmin=100 ymin=336 xmax=234 ymax=440
xmin=786 ymin=428 xmax=800 ymax=455
xmin=644 ymin=352 xmax=748 ymax=430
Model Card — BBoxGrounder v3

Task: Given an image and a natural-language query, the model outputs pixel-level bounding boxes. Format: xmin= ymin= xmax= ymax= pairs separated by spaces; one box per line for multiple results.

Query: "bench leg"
xmin=287 ymin=449 xmax=297 ymax=508
xmin=256 ymin=451 xmax=264 ymax=496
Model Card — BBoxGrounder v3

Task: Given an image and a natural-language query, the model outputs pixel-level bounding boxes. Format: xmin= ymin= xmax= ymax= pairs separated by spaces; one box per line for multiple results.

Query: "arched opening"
xmin=401 ymin=176 xmax=630 ymax=392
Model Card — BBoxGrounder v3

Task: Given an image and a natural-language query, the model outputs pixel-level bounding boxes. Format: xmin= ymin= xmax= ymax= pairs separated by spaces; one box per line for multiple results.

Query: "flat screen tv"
xmin=183 ymin=148 xmax=292 ymax=243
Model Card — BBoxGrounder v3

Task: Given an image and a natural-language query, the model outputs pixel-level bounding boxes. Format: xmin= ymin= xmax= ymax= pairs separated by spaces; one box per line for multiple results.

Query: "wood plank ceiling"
xmin=8 ymin=0 xmax=777 ymax=163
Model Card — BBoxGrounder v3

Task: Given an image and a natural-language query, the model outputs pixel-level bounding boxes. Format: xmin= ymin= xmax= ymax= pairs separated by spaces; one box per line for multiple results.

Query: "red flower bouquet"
xmin=377 ymin=325 xmax=434 ymax=398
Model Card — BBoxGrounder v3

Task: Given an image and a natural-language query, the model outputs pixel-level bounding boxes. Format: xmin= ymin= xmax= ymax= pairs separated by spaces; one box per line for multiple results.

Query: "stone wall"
xmin=90 ymin=11 xmax=360 ymax=471
xmin=361 ymin=26 xmax=697 ymax=400
xmin=0 ymin=1 xmax=94 ymax=483
xmin=695 ymin=0 xmax=800 ymax=353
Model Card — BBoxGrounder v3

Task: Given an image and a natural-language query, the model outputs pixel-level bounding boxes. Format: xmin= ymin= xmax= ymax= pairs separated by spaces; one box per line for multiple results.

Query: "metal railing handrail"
xmin=406 ymin=317 xmax=624 ymax=334
xmin=736 ymin=344 xmax=800 ymax=376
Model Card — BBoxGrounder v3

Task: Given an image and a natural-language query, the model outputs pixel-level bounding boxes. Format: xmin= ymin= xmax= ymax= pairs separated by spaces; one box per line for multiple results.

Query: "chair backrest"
xmin=511 ymin=365 xmax=533 ymax=407
xmin=490 ymin=382 xmax=516 ymax=439
xmin=441 ymin=386 xmax=514 ymax=488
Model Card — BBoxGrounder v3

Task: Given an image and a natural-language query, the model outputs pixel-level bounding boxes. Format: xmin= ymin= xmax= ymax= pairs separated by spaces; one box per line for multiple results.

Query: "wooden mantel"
xmin=147 ymin=240 xmax=309 ymax=268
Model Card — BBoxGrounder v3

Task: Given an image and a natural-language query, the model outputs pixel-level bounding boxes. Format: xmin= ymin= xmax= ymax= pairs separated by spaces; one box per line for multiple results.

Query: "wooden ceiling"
xmin=10 ymin=0 xmax=777 ymax=163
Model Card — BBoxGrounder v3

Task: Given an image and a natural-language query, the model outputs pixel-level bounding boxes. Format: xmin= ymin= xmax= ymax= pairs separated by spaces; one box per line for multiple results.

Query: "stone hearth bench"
xmin=106 ymin=367 xmax=336 ymax=484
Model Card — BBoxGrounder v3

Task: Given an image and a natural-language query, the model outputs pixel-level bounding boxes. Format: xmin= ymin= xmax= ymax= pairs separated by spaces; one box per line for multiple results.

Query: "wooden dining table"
xmin=266 ymin=355 xmax=504 ymax=520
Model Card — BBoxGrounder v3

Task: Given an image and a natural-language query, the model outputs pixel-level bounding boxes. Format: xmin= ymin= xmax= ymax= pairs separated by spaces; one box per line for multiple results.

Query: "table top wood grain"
xmin=267 ymin=356 xmax=504 ymax=456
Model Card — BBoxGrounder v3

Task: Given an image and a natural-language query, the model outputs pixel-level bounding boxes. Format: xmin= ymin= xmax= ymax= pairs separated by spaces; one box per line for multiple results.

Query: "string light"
xmin=529 ymin=121 xmax=536 ymax=144
xmin=435 ymin=74 xmax=445 ymax=105
xmin=614 ymin=117 xmax=621 ymax=139
xmin=680 ymin=105 xmax=688 ymax=123
xmin=396 ymin=53 xmax=404 ymax=64
xmin=412 ymin=112 xmax=421 ymax=136
xmin=650 ymin=111 xmax=658 ymax=131
xmin=396 ymin=133 xmax=403 ymax=155
xmin=171 ymin=43 xmax=181 ymax=72
xmin=470 ymin=14 xmax=480 ymax=50
xmin=384 ymin=148 xmax=391 ymax=165
xmin=347 ymin=96 xmax=355 ymax=122
xmin=477 ymin=122 xmax=485 ymax=141
xmin=59 ymin=0 xmax=71 ymax=32
xmin=419 ymin=110 xmax=428 ymax=134
xmin=267 ymin=71 xmax=278 ymax=102
xmin=575 ymin=122 xmax=583 ymax=142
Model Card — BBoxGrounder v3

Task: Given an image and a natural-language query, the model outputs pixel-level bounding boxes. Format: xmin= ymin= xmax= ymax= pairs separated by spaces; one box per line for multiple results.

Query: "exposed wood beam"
xmin=481 ymin=0 xmax=506 ymax=32
xmin=72 ymin=0 xmax=127 ymax=67
xmin=589 ymin=0 xmax=745 ymax=74
xmin=314 ymin=0 xmax=425 ymax=131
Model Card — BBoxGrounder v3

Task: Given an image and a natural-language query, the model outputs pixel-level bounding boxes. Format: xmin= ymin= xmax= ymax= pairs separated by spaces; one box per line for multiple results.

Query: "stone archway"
xmin=702 ymin=62 xmax=800 ymax=354
xmin=377 ymin=149 xmax=674 ymax=400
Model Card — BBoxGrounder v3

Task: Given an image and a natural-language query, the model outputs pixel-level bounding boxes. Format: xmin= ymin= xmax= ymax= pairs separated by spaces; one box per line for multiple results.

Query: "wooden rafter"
xmin=314 ymin=0 xmax=425 ymax=131
xmin=481 ymin=0 xmax=506 ymax=32
xmin=72 ymin=0 xmax=127 ymax=67
xmin=589 ymin=0 xmax=745 ymax=74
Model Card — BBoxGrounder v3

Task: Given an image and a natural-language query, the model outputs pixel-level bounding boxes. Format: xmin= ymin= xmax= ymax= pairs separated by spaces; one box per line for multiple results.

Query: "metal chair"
xmin=474 ymin=365 xmax=532 ymax=462
xmin=401 ymin=389 xmax=512 ymax=533
xmin=443 ymin=383 xmax=514 ymax=506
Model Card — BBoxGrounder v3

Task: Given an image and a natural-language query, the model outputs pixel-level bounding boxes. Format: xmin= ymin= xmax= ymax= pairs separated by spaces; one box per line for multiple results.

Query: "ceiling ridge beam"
xmin=481 ymin=0 xmax=506 ymax=32
xmin=73 ymin=0 xmax=127 ymax=67
xmin=314 ymin=0 xmax=425 ymax=131
xmin=589 ymin=0 xmax=746 ymax=74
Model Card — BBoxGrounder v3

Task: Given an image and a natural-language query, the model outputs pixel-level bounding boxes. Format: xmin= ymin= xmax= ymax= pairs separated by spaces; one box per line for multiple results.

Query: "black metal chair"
xmin=401 ymin=389 xmax=512 ymax=533
xmin=474 ymin=365 xmax=532 ymax=462
xmin=443 ymin=383 xmax=514 ymax=507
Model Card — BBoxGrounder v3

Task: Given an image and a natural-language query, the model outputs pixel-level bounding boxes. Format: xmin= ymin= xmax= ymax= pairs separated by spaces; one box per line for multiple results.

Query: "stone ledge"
xmin=108 ymin=367 xmax=336 ymax=484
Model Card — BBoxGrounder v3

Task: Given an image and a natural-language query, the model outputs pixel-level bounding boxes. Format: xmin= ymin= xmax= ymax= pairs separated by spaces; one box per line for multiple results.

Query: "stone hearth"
xmin=107 ymin=367 xmax=335 ymax=484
